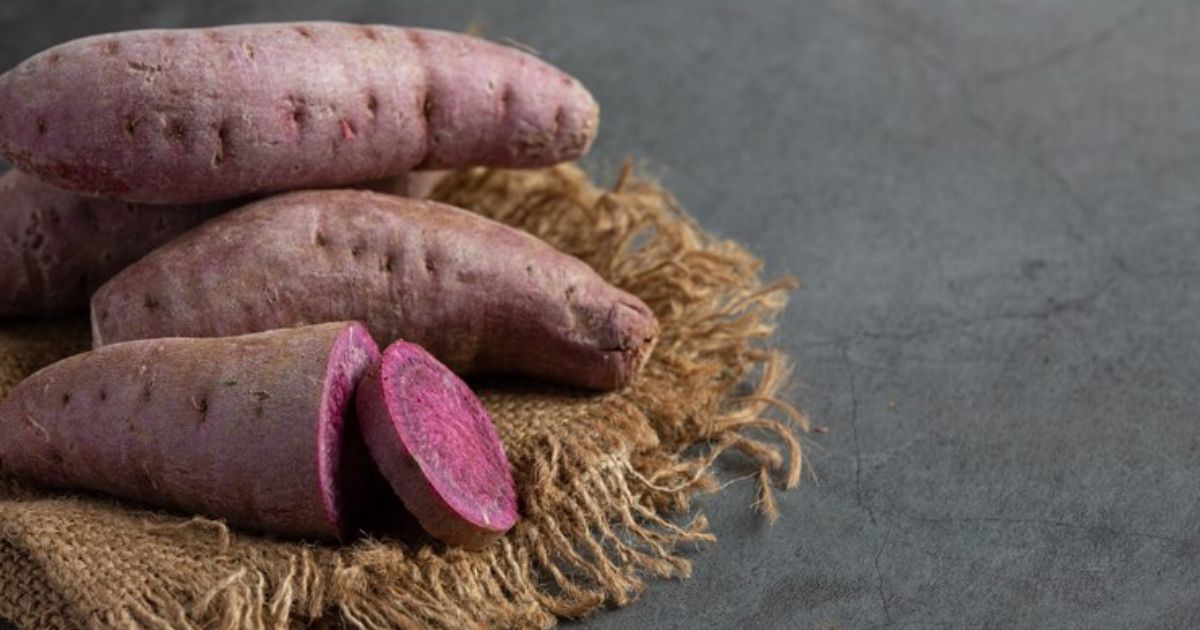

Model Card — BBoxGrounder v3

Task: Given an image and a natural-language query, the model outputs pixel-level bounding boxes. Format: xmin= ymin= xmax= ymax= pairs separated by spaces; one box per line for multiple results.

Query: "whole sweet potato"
xmin=0 ymin=322 xmax=380 ymax=540
xmin=357 ymin=340 xmax=518 ymax=549
xmin=91 ymin=190 xmax=658 ymax=390
xmin=0 ymin=23 xmax=598 ymax=203
xmin=0 ymin=169 xmax=230 ymax=316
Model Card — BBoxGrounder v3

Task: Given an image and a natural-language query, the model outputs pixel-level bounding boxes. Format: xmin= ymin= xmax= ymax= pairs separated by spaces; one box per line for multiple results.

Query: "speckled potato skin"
xmin=0 ymin=23 xmax=599 ymax=204
xmin=91 ymin=190 xmax=658 ymax=391
xmin=0 ymin=169 xmax=230 ymax=316
xmin=0 ymin=322 xmax=380 ymax=540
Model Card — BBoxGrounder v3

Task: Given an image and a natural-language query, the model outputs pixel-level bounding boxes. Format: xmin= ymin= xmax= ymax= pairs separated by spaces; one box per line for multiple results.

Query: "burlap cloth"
xmin=0 ymin=164 xmax=805 ymax=629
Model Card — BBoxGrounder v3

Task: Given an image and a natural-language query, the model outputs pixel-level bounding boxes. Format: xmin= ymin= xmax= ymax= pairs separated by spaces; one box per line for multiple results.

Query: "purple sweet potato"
xmin=0 ymin=169 xmax=231 ymax=316
xmin=91 ymin=190 xmax=659 ymax=391
xmin=0 ymin=23 xmax=599 ymax=204
xmin=0 ymin=167 xmax=447 ymax=317
xmin=356 ymin=340 xmax=517 ymax=549
xmin=0 ymin=322 xmax=380 ymax=540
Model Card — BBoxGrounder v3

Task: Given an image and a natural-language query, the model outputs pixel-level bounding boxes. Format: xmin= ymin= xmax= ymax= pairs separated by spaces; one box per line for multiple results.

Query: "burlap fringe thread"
xmin=0 ymin=162 xmax=805 ymax=629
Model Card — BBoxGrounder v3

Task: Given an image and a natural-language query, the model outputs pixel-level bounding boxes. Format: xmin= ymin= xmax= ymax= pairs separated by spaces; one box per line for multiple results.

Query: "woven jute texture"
xmin=0 ymin=163 xmax=804 ymax=629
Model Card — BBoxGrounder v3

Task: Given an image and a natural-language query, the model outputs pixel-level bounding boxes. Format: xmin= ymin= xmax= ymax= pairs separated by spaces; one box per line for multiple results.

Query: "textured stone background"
xmin=3 ymin=2 xmax=1199 ymax=628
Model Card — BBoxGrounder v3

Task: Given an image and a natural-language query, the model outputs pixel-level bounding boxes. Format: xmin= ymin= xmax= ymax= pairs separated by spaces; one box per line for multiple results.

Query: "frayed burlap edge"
xmin=0 ymin=162 xmax=805 ymax=629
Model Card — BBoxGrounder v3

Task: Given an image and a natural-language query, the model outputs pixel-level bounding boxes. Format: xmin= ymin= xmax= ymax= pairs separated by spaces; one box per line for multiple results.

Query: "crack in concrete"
xmin=801 ymin=276 xmax=1118 ymax=350
xmin=865 ymin=622 xmax=960 ymax=630
xmin=906 ymin=514 xmax=1193 ymax=548
xmin=979 ymin=1 xmax=1158 ymax=85
xmin=816 ymin=0 xmax=1111 ymax=243
xmin=814 ymin=0 xmax=947 ymax=74
xmin=840 ymin=342 xmax=875 ymax=525
xmin=737 ymin=4 xmax=1187 ymax=627
xmin=958 ymin=96 xmax=1096 ymax=243
xmin=875 ymin=526 xmax=894 ymax=624
xmin=1112 ymin=254 xmax=1200 ymax=282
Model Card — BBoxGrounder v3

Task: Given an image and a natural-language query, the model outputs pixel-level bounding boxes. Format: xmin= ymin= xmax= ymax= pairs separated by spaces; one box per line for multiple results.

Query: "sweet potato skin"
xmin=0 ymin=322 xmax=380 ymax=540
xmin=0 ymin=23 xmax=598 ymax=203
xmin=356 ymin=340 xmax=518 ymax=550
xmin=91 ymin=190 xmax=658 ymax=390
xmin=0 ymin=169 xmax=229 ymax=316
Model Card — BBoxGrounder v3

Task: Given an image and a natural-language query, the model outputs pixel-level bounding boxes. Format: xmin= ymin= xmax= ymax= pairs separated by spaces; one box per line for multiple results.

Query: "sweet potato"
xmin=0 ymin=22 xmax=599 ymax=204
xmin=0 ymin=322 xmax=380 ymax=540
xmin=0 ymin=169 xmax=230 ymax=316
xmin=357 ymin=340 xmax=517 ymax=549
xmin=0 ymin=167 xmax=448 ymax=317
xmin=91 ymin=190 xmax=658 ymax=390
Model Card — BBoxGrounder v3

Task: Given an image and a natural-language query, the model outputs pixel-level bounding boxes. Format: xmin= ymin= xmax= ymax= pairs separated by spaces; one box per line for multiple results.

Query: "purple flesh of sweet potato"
xmin=0 ymin=322 xmax=380 ymax=540
xmin=356 ymin=340 xmax=518 ymax=549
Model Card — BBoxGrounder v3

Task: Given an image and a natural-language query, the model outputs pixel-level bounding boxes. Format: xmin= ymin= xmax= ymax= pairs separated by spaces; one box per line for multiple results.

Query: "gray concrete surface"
xmin=4 ymin=1 xmax=1200 ymax=628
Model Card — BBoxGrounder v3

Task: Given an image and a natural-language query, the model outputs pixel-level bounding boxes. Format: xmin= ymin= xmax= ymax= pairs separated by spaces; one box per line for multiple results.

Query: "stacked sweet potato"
xmin=0 ymin=23 xmax=659 ymax=549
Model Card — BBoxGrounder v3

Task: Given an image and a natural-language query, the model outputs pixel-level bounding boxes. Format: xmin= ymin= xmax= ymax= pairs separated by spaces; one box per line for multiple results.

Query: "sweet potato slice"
xmin=356 ymin=340 xmax=518 ymax=549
